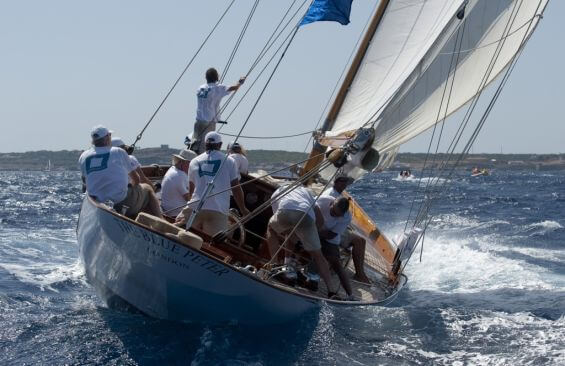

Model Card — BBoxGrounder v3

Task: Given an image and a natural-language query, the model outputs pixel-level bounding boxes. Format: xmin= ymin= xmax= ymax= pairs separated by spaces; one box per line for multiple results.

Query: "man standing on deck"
xmin=190 ymin=68 xmax=245 ymax=154
xmin=78 ymin=125 xmax=163 ymax=219
xmin=323 ymin=175 xmax=371 ymax=284
xmin=176 ymin=131 xmax=249 ymax=236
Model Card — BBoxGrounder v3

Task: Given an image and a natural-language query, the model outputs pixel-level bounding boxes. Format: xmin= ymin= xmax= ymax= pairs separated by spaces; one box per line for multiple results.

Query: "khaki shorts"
xmin=191 ymin=120 xmax=216 ymax=154
xmin=269 ymin=209 xmax=321 ymax=252
xmin=191 ymin=209 xmax=228 ymax=236
xmin=119 ymin=183 xmax=152 ymax=218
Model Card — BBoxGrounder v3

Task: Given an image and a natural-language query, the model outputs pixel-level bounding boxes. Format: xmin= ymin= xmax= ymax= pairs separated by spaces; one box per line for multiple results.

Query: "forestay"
xmin=327 ymin=0 xmax=548 ymax=156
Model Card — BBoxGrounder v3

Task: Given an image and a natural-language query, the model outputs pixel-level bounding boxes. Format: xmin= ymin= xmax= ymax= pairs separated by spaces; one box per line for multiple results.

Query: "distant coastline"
xmin=0 ymin=147 xmax=564 ymax=171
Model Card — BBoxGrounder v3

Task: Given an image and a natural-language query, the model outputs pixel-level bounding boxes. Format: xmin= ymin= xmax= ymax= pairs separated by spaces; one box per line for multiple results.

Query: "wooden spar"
xmin=301 ymin=0 xmax=391 ymax=175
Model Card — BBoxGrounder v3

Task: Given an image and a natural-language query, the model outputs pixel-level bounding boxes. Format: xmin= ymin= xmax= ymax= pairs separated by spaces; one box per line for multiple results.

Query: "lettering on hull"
xmin=112 ymin=217 xmax=230 ymax=277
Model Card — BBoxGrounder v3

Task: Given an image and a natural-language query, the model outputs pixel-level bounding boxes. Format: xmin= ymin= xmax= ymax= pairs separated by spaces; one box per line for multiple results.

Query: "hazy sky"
xmin=0 ymin=1 xmax=562 ymax=153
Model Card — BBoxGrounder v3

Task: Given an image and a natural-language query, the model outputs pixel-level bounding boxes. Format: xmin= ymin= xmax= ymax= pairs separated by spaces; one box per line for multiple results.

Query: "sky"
xmin=0 ymin=0 xmax=562 ymax=154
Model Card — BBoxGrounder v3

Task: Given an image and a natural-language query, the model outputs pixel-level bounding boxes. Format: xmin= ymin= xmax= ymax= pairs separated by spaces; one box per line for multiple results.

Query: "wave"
xmin=0 ymin=260 xmax=86 ymax=292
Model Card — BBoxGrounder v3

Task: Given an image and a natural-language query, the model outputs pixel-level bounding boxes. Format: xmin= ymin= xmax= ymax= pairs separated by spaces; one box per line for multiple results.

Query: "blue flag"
xmin=300 ymin=0 xmax=353 ymax=26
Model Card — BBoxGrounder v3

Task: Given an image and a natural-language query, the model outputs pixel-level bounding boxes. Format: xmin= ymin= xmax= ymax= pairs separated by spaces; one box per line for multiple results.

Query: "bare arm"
xmin=230 ymin=179 xmax=249 ymax=216
xmin=128 ymin=170 xmax=140 ymax=185
xmin=314 ymin=206 xmax=324 ymax=230
xmin=135 ymin=167 xmax=154 ymax=189
xmin=189 ymin=181 xmax=195 ymax=196
xmin=227 ymin=76 xmax=245 ymax=92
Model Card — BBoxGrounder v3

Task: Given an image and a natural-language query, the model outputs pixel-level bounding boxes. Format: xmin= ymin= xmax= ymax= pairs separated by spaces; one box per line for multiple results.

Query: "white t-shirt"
xmin=322 ymin=187 xmax=341 ymax=199
xmin=129 ymin=155 xmax=141 ymax=170
xmin=229 ymin=153 xmax=249 ymax=178
xmin=316 ymin=195 xmax=351 ymax=245
xmin=196 ymin=82 xmax=230 ymax=122
xmin=160 ymin=166 xmax=189 ymax=216
xmin=78 ymin=146 xmax=135 ymax=203
xmin=271 ymin=186 xmax=315 ymax=220
xmin=188 ymin=150 xmax=238 ymax=214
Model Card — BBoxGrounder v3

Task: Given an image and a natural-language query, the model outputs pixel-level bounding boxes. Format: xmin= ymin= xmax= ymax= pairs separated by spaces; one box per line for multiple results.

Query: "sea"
xmin=0 ymin=168 xmax=564 ymax=365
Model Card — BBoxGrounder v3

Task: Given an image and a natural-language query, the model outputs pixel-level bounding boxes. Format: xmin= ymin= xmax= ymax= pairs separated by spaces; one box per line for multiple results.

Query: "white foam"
xmin=527 ymin=220 xmax=563 ymax=230
xmin=403 ymin=232 xmax=557 ymax=293
xmin=0 ymin=259 xmax=86 ymax=292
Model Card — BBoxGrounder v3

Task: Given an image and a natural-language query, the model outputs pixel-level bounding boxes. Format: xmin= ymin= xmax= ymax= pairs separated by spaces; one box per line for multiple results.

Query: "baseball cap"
xmin=205 ymin=131 xmax=222 ymax=144
xmin=111 ymin=137 xmax=126 ymax=147
xmin=91 ymin=125 xmax=112 ymax=140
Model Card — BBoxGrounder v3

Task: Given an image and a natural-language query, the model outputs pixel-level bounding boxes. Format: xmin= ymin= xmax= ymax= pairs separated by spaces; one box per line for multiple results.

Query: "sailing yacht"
xmin=77 ymin=0 xmax=549 ymax=325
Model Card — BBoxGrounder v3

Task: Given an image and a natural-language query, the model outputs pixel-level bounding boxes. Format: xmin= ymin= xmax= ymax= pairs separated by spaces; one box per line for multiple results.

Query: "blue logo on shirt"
xmin=85 ymin=153 xmax=110 ymax=174
xmin=198 ymin=159 xmax=221 ymax=177
xmin=197 ymin=87 xmax=209 ymax=99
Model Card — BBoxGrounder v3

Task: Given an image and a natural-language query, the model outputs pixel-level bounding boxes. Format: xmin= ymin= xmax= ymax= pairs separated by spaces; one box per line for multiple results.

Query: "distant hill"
xmin=0 ymin=148 xmax=563 ymax=171
xmin=0 ymin=147 xmax=309 ymax=171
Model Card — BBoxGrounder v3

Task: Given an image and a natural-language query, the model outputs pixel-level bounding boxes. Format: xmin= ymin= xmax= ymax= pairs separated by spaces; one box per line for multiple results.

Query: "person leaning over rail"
xmin=111 ymin=137 xmax=154 ymax=190
xmin=176 ymin=131 xmax=249 ymax=236
xmin=267 ymin=185 xmax=340 ymax=299
xmin=78 ymin=125 xmax=163 ymax=219
xmin=324 ymin=175 xmax=371 ymax=284
xmin=160 ymin=148 xmax=196 ymax=217
xmin=190 ymin=67 xmax=245 ymax=154
xmin=316 ymin=196 xmax=356 ymax=300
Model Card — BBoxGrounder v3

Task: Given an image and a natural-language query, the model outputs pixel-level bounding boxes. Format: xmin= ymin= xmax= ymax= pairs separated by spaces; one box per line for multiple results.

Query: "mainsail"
xmin=324 ymin=0 xmax=548 ymax=157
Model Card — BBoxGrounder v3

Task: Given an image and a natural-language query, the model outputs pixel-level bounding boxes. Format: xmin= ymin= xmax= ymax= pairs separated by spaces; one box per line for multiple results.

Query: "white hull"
xmin=77 ymin=197 xmax=405 ymax=325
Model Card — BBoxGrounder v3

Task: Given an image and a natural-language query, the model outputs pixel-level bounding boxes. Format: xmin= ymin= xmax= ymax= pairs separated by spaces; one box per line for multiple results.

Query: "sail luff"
xmin=301 ymin=0 xmax=391 ymax=176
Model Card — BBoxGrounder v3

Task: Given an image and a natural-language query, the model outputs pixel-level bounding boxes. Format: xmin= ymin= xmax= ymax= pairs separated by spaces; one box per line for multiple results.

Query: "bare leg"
xmin=351 ymin=234 xmax=370 ymax=283
xmin=327 ymin=254 xmax=352 ymax=296
xmin=310 ymin=250 xmax=336 ymax=295
xmin=266 ymin=226 xmax=281 ymax=259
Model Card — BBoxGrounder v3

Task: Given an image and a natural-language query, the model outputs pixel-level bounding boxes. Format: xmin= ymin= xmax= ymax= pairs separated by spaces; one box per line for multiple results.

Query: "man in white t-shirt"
xmin=323 ymin=175 xmax=371 ymax=284
xmin=176 ymin=131 xmax=249 ymax=236
xmin=227 ymin=142 xmax=249 ymax=178
xmin=267 ymin=185 xmax=339 ymax=298
xmin=160 ymin=148 xmax=196 ymax=217
xmin=190 ymin=68 xmax=245 ymax=154
xmin=78 ymin=125 xmax=162 ymax=219
xmin=317 ymin=195 xmax=354 ymax=299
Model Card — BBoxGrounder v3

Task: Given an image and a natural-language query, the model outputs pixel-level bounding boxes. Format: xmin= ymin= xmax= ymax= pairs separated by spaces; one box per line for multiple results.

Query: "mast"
xmin=302 ymin=0 xmax=391 ymax=176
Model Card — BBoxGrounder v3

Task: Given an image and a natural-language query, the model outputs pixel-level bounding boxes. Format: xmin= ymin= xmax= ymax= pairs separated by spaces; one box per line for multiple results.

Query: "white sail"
xmin=328 ymin=0 xmax=548 ymax=155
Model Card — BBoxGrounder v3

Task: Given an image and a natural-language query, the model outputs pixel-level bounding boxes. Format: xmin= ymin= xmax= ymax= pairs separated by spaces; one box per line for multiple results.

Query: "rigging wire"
xmin=403 ymin=23 xmax=466 ymax=232
xmin=397 ymin=0 xmax=545 ymax=275
xmin=130 ymin=0 xmax=236 ymax=148
xmin=217 ymin=0 xmax=310 ymax=132
xmin=219 ymin=130 xmax=313 ymax=139
xmin=220 ymin=0 xmax=261 ymax=83
xmin=410 ymin=0 xmax=526 ymax=228
xmin=301 ymin=0 xmax=379 ymax=153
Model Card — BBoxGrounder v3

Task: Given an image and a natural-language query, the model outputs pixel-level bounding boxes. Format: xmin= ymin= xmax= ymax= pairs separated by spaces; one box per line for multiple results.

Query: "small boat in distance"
xmin=471 ymin=167 xmax=490 ymax=177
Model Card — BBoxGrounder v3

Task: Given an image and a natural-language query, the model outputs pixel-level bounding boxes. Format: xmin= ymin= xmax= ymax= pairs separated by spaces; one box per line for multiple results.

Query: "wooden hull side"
xmin=77 ymin=197 xmax=319 ymax=325
xmin=345 ymin=193 xmax=398 ymax=281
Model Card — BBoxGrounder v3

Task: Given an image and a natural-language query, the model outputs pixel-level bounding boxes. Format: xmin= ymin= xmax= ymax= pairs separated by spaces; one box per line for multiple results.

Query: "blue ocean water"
xmin=0 ymin=169 xmax=564 ymax=365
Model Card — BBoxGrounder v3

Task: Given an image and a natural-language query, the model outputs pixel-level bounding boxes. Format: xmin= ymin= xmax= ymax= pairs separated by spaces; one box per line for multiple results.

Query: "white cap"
xmin=205 ymin=131 xmax=222 ymax=144
xmin=111 ymin=137 xmax=126 ymax=147
xmin=90 ymin=125 xmax=112 ymax=140
xmin=172 ymin=148 xmax=197 ymax=162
